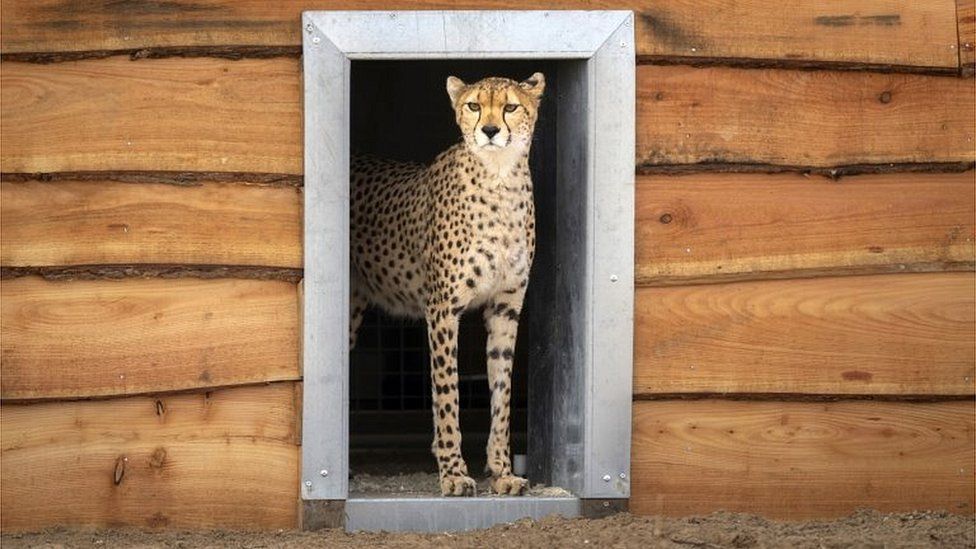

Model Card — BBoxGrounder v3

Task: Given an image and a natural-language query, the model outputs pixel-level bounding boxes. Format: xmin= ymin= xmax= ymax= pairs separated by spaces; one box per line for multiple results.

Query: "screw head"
xmin=304 ymin=480 xmax=312 ymax=488
xmin=319 ymin=469 xmax=329 ymax=477
xmin=305 ymin=24 xmax=313 ymax=33
xmin=610 ymin=274 xmax=619 ymax=283
xmin=619 ymin=472 xmax=627 ymax=479
xmin=602 ymin=474 xmax=611 ymax=482
xmin=312 ymin=36 xmax=321 ymax=44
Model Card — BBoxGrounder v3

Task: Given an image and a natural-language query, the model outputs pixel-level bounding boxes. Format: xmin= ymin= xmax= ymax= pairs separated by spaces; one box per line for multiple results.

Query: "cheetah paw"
xmin=490 ymin=475 xmax=528 ymax=496
xmin=440 ymin=474 xmax=477 ymax=497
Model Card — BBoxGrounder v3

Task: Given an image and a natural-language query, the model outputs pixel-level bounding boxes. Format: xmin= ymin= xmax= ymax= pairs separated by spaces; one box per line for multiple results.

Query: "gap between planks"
xmin=2 ymin=47 xmax=972 ymax=77
xmin=0 ymin=265 xmax=303 ymax=283
xmin=2 ymin=161 xmax=973 ymax=188
xmin=633 ymin=393 xmax=975 ymax=403
xmin=0 ymin=378 xmax=302 ymax=405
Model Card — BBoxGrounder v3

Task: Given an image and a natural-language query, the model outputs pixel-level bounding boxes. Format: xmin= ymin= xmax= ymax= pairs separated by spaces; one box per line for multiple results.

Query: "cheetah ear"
xmin=519 ymin=72 xmax=545 ymax=99
xmin=446 ymin=76 xmax=466 ymax=105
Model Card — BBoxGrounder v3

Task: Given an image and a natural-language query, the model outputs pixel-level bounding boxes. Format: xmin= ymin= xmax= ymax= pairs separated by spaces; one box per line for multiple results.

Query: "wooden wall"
xmin=2 ymin=0 xmax=974 ymax=529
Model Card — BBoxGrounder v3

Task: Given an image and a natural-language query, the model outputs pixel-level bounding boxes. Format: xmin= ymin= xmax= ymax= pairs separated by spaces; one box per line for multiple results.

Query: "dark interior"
xmin=349 ymin=60 xmax=560 ymax=481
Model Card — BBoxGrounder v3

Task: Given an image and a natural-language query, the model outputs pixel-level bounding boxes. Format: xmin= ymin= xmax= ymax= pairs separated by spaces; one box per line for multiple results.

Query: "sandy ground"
xmin=3 ymin=510 xmax=973 ymax=548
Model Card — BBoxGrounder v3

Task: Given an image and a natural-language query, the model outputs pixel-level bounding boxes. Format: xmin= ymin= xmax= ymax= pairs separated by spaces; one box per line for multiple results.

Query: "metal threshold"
xmin=345 ymin=496 xmax=580 ymax=532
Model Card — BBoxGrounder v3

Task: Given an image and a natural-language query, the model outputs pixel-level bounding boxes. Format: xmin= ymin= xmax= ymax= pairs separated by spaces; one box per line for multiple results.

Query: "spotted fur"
xmin=350 ymin=73 xmax=545 ymax=496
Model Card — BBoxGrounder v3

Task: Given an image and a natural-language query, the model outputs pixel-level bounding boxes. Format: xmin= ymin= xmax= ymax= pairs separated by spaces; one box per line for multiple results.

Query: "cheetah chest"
xmin=464 ymin=184 xmax=534 ymax=301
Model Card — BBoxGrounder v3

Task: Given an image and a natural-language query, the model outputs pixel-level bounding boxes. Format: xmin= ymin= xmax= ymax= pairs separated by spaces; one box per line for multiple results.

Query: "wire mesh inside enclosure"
xmin=349 ymin=310 xmax=502 ymax=413
xmin=348 ymin=59 xmax=559 ymax=491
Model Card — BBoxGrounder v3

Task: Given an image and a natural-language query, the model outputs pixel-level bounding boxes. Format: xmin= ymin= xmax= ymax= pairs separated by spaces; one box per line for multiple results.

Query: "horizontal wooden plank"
xmin=630 ymin=399 xmax=975 ymax=518
xmin=0 ymin=1 xmax=960 ymax=70
xmin=1 ymin=383 xmax=300 ymax=531
xmin=1 ymin=180 xmax=302 ymax=268
xmin=637 ymin=65 xmax=976 ymax=168
xmin=636 ymin=171 xmax=976 ymax=286
xmin=4 ymin=59 xmax=973 ymax=174
xmin=635 ymin=273 xmax=976 ymax=395
xmin=0 ymin=57 xmax=301 ymax=173
xmin=962 ymin=0 xmax=976 ymax=75
xmin=1 ymin=277 xmax=300 ymax=400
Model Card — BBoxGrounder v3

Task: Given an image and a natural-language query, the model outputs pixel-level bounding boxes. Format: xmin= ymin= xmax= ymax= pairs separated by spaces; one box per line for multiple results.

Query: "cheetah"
xmin=349 ymin=73 xmax=545 ymax=496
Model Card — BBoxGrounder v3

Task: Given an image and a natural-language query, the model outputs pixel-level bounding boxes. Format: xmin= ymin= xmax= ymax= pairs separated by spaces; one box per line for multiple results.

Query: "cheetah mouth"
xmin=482 ymin=139 xmax=509 ymax=150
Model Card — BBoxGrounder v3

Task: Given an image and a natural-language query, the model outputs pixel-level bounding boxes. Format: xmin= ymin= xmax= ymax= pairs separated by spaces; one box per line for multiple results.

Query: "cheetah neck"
xmin=468 ymin=143 xmax=529 ymax=179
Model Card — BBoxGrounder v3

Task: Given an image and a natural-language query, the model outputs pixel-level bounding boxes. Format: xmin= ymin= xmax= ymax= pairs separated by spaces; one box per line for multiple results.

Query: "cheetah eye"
xmin=504 ymin=104 xmax=519 ymax=113
xmin=466 ymin=102 xmax=480 ymax=112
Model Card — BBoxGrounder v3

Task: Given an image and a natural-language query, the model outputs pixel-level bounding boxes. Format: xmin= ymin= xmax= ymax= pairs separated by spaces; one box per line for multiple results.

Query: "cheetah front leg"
xmin=483 ymin=287 xmax=528 ymax=496
xmin=426 ymin=306 xmax=476 ymax=496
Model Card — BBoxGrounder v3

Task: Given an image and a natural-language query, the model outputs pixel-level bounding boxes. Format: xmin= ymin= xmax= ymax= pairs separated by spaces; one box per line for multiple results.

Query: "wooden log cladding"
xmin=1 ymin=180 xmax=302 ymax=268
xmin=630 ymin=400 xmax=976 ymax=518
xmin=4 ymin=59 xmax=974 ymax=174
xmin=961 ymin=0 xmax=976 ymax=75
xmin=0 ymin=1 xmax=961 ymax=70
xmin=634 ymin=273 xmax=976 ymax=396
xmin=1 ymin=383 xmax=300 ymax=531
xmin=0 ymin=57 xmax=301 ymax=174
xmin=1 ymin=277 xmax=300 ymax=400
xmin=638 ymin=65 xmax=976 ymax=169
xmin=636 ymin=171 xmax=976 ymax=286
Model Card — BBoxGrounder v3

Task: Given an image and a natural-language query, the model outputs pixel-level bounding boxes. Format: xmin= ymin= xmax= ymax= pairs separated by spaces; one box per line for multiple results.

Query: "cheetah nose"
xmin=481 ymin=125 xmax=500 ymax=139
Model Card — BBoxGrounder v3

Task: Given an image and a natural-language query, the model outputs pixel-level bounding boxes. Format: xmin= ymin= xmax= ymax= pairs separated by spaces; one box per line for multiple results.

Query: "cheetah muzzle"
xmin=349 ymin=72 xmax=545 ymax=496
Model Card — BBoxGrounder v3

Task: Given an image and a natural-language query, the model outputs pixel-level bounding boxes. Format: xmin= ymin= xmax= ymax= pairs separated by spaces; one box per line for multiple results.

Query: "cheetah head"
xmin=446 ymin=73 xmax=545 ymax=157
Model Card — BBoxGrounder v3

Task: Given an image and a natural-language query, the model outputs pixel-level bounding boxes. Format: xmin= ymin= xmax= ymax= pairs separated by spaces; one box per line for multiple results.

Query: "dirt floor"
xmin=350 ymin=471 xmax=573 ymax=497
xmin=3 ymin=510 xmax=973 ymax=548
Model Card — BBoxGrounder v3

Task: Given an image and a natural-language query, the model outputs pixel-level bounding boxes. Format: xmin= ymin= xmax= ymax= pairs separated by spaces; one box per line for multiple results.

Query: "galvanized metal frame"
xmin=302 ymin=9 xmax=635 ymax=529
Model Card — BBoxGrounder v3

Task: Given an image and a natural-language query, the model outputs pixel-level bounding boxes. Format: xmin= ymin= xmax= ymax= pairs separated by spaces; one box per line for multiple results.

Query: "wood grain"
xmin=0 ymin=57 xmax=301 ymax=174
xmin=635 ymin=273 xmax=976 ymax=396
xmin=961 ymin=0 xmax=976 ymax=74
xmin=638 ymin=65 xmax=976 ymax=168
xmin=1 ymin=277 xmax=300 ymax=400
xmin=1 ymin=383 xmax=300 ymax=531
xmin=630 ymin=399 xmax=975 ymax=518
xmin=1 ymin=180 xmax=302 ymax=268
xmin=0 ymin=1 xmax=960 ymax=70
xmin=5 ymin=59 xmax=973 ymax=174
xmin=636 ymin=171 xmax=976 ymax=286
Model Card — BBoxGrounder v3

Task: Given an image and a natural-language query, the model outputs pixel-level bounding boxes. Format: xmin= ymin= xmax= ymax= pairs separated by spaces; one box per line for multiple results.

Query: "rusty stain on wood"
xmin=149 ymin=448 xmax=167 ymax=470
xmin=842 ymin=371 xmax=875 ymax=382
